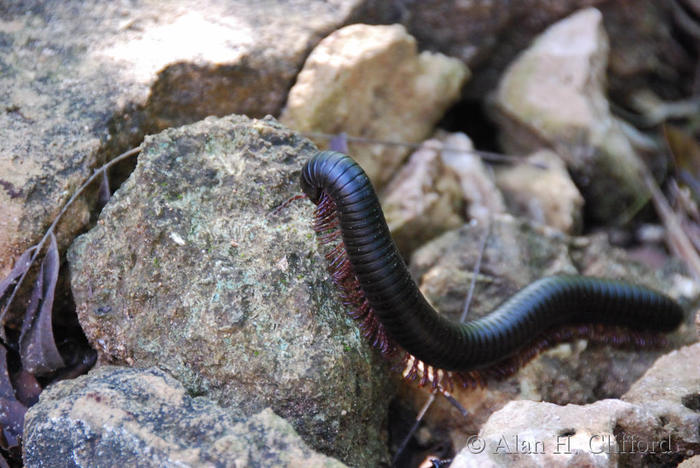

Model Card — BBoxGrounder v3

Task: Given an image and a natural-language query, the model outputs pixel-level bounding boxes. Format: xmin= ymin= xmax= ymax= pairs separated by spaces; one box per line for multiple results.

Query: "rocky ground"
xmin=1 ymin=1 xmax=699 ymax=467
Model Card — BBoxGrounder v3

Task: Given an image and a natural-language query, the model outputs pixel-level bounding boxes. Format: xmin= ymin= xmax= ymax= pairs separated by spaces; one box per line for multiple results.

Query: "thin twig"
xmin=392 ymin=389 xmax=438 ymax=466
xmin=460 ymin=220 xmax=492 ymax=323
xmin=641 ymin=167 xmax=700 ymax=281
xmin=301 ymin=131 xmax=546 ymax=167
xmin=0 ymin=146 xmax=142 ymax=323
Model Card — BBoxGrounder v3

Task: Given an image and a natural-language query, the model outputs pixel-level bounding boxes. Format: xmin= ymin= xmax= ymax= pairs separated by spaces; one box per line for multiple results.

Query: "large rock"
xmin=492 ymin=8 xmax=648 ymax=223
xmin=451 ymin=342 xmax=700 ymax=467
xmin=398 ymin=214 xmax=696 ymax=453
xmin=0 ymin=0 xmax=378 ymax=308
xmin=67 ymin=115 xmax=391 ymax=466
xmin=24 ymin=366 xmax=348 ymax=468
xmin=280 ymin=23 xmax=468 ymax=187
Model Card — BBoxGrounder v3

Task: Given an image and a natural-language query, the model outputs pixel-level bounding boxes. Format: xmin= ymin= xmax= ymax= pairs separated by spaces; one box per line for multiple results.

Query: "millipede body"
xmin=301 ymin=150 xmax=684 ymax=387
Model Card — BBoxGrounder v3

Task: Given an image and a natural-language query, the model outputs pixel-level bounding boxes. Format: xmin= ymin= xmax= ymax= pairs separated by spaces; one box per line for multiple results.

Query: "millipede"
xmin=300 ymin=150 xmax=685 ymax=390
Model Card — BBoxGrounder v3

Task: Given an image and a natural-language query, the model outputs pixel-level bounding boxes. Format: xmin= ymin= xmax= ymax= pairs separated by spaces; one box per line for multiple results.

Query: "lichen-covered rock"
xmin=0 ymin=0 xmax=378 ymax=320
xmin=67 ymin=115 xmax=391 ymax=466
xmin=399 ymin=214 xmax=696 ymax=453
xmin=23 ymin=366 xmax=348 ymax=468
xmin=450 ymin=342 xmax=700 ymax=467
xmin=280 ymin=24 xmax=468 ymax=187
xmin=495 ymin=150 xmax=583 ymax=233
xmin=380 ymin=132 xmax=504 ymax=254
xmin=492 ymin=8 xmax=647 ymax=223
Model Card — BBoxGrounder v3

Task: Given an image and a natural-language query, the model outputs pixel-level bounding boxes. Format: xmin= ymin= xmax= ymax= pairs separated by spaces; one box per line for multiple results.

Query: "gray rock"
xmin=398 ymin=214 xmax=696 ymax=450
xmin=451 ymin=342 xmax=700 ymax=467
xmin=0 ymin=0 xmax=377 ymax=310
xmin=67 ymin=115 xmax=391 ymax=466
xmin=492 ymin=8 xmax=648 ymax=223
xmin=23 ymin=366 xmax=348 ymax=468
xmin=280 ymin=24 xmax=468 ymax=187
xmin=410 ymin=216 xmax=576 ymax=322
xmin=495 ymin=150 xmax=583 ymax=234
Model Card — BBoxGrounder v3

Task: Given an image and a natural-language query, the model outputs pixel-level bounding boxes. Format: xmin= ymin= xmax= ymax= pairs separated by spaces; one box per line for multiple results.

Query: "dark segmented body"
xmin=301 ymin=151 xmax=684 ymax=375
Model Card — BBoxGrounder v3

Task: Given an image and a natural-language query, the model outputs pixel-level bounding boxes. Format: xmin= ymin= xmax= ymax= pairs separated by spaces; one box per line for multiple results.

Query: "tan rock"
xmin=280 ymin=24 xmax=468 ymax=187
xmin=404 ymin=1 xmax=687 ymax=104
xmin=622 ymin=343 xmax=700 ymax=449
xmin=495 ymin=149 xmax=583 ymax=233
xmin=381 ymin=132 xmax=504 ymax=254
xmin=679 ymin=455 xmax=700 ymax=468
xmin=450 ymin=343 xmax=700 ymax=467
xmin=439 ymin=132 xmax=506 ymax=223
xmin=492 ymin=8 xmax=647 ymax=222
xmin=380 ymin=140 xmax=464 ymax=255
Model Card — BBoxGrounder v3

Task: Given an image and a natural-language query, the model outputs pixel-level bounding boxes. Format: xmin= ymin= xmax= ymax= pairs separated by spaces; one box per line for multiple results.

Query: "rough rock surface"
xmin=437 ymin=132 xmax=506 ymax=224
xmin=0 ymin=0 xmax=374 ymax=281
xmin=492 ymin=8 xmax=647 ymax=223
xmin=399 ymin=214 xmax=696 ymax=451
xmin=621 ymin=343 xmax=700 ymax=463
xmin=67 ymin=115 xmax=391 ymax=466
xmin=280 ymin=23 xmax=468 ymax=187
xmin=24 ymin=366 xmax=348 ymax=468
xmin=495 ymin=150 xmax=583 ymax=234
xmin=451 ymin=342 xmax=700 ymax=467
xmin=380 ymin=140 xmax=464 ymax=256
xmin=381 ymin=132 xmax=504 ymax=254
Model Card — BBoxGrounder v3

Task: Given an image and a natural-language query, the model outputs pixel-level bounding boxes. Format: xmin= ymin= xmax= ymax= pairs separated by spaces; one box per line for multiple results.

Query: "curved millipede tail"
xmin=301 ymin=151 xmax=685 ymax=389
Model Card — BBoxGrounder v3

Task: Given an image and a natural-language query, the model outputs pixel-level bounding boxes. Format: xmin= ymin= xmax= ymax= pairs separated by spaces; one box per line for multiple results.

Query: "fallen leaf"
xmin=0 ymin=245 xmax=38 ymax=329
xmin=19 ymin=233 xmax=65 ymax=376
xmin=0 ymin=345 xmax=26 ymax=451
xmin=0 ymin=347 xmax=14 ymax=402
xmin=97 ymin=168 xmax=111 ymax=209
xmin=0 ymin=396 xmax=26 ymax=450
xmin=10 ymin=369 xmax=42 ymax=407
